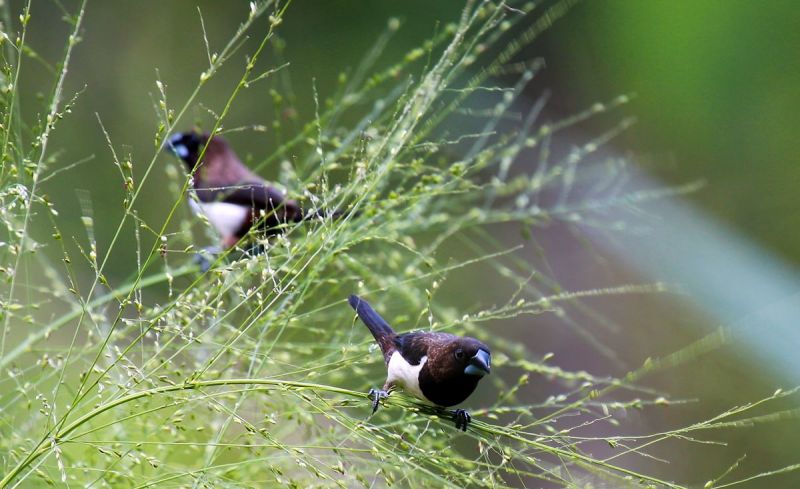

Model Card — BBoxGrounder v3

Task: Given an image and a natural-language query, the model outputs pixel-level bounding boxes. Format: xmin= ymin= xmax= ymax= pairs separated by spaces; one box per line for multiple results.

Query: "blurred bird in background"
xmin=166 ymin=131 xmax=346 ymax=266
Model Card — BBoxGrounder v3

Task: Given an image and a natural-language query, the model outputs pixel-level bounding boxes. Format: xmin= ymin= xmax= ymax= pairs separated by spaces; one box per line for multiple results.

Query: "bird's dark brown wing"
xmin=394 ymin=332 xmax=458 ymax=366
xmin=195 ymin=181 xmax=303 ymax=224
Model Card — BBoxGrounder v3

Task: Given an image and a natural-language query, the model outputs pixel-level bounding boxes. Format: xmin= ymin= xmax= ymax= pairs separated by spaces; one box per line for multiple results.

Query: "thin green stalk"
xmin=1 ymin=0 xmax=86 ymax=358
xmin=51 ymin=0 xmax=291 ymax=441
xmin=0 ymin=263 xmax=195 ymax=370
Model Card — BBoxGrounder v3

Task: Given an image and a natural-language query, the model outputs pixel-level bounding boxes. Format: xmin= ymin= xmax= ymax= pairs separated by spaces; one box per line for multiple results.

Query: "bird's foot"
xmin=242 ymin=242 xmax=267 ymax=258
xmin=368 ymin=388 xmax=389 ymax=414
xmin=453 ymin=409 xmax=471 ymax=431
xmin=193 ymin=246 xmax=222 ymax=272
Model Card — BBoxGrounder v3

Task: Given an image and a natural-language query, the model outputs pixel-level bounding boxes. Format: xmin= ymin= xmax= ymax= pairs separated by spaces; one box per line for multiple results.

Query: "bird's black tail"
xmin=348 ymin=295 xmax=396 ymax=364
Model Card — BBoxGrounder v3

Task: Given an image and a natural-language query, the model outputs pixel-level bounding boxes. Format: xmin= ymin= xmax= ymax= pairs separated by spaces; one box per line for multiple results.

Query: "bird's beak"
xmin=464 ymin=349 xmax=491 ymax=377
xmin=164 ymin=133 xmax=189 ymax=159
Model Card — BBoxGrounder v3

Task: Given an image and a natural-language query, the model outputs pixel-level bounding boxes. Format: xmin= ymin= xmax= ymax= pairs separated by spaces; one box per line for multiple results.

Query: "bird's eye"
xmin=454 ymin=349 xmax=465 ymax=360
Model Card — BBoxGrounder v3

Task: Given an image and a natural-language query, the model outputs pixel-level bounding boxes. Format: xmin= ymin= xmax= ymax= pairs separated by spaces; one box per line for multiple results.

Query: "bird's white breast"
xmin=189 ymin=200 xmax=249 ymax=238
xmin=387 ymin=351 xmax=428 ymax=401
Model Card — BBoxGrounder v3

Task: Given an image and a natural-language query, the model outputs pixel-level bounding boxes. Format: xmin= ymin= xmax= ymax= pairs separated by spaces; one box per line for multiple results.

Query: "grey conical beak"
xmin=165 ymin=133 xmax=189 ymax=158
xmin=464 ymin=349 xmax=491 ymax=377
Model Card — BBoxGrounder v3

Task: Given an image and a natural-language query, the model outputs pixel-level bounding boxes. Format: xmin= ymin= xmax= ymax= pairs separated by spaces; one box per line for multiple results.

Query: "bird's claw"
xmin=242 ymin=243 xmax=267 ymax=258
xmin=368 ymin=388 xmax=389 ymax=414
xmin=453 ymin=409 xmax=471 ymax=431
xmin=192 ymin=253 xmax=213 ymax=273
xmin=193 ymin=246 xmax=221 ymax=272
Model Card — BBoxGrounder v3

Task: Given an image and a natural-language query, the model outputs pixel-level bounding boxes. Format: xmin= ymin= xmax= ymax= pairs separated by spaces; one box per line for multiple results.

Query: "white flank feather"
xmin=386 ymin=351 xmax=428 ymax=401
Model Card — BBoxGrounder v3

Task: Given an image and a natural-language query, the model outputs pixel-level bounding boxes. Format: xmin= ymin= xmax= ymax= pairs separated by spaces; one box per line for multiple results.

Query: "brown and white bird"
xmin=348 ymin=294 xmax=491 ymax=431
xmin=165 ymin=131 xmax=308 ymax=250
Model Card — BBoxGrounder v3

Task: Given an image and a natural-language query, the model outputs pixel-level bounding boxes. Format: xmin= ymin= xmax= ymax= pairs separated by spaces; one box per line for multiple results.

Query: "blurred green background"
xmin=537 ymin=1 xmax=800 ymax=264
xmin=9 ymin=0 xmax=800 ymax=486
xmin=18 ymin=0 xmax=800 ymax=275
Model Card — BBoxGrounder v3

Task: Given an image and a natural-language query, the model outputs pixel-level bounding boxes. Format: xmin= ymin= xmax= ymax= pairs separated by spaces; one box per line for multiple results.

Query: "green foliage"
xmin=0 ymin=1 xmax=797 ymax=488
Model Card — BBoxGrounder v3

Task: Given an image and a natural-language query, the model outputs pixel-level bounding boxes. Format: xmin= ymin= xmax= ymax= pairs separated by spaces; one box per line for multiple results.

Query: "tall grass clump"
xmin=1 ymin=1 xmax=799 ymax=487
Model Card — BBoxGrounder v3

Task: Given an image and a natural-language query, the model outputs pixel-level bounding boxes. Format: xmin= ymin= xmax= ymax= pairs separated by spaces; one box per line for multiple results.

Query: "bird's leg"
xmin=242 ymin=242 xmax=267 ymax=257
xmin=193 ymin=245 xmax=222 ymax=272
xmin=368 ymin=381 xmax=392 ymax=414
xmin=367 ymin=389 xmax=387 ymax=414
xmin=453 ymin=409 xmax=471 ymax=431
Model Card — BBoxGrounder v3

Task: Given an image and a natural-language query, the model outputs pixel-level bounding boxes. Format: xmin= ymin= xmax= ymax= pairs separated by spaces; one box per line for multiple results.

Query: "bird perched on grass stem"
xmin=165 ymin=131 xmax=344 ymax=264
xmin=348 ymin=294 xmax=491 ymax=431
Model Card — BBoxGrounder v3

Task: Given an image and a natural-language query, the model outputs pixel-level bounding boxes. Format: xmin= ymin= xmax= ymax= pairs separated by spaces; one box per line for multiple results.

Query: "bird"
xmin=348 ymin=294 xmax=491 ymax=431
xmin=165 ymin=131 xmax=337 ymax=253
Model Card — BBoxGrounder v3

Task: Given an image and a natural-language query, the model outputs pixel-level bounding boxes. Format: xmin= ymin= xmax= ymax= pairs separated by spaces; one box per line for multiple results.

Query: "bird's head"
xmin=448 ymin=337 xmax=491 ymax=378
xmin=164 ymin=131 xmax=210 ymax=170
